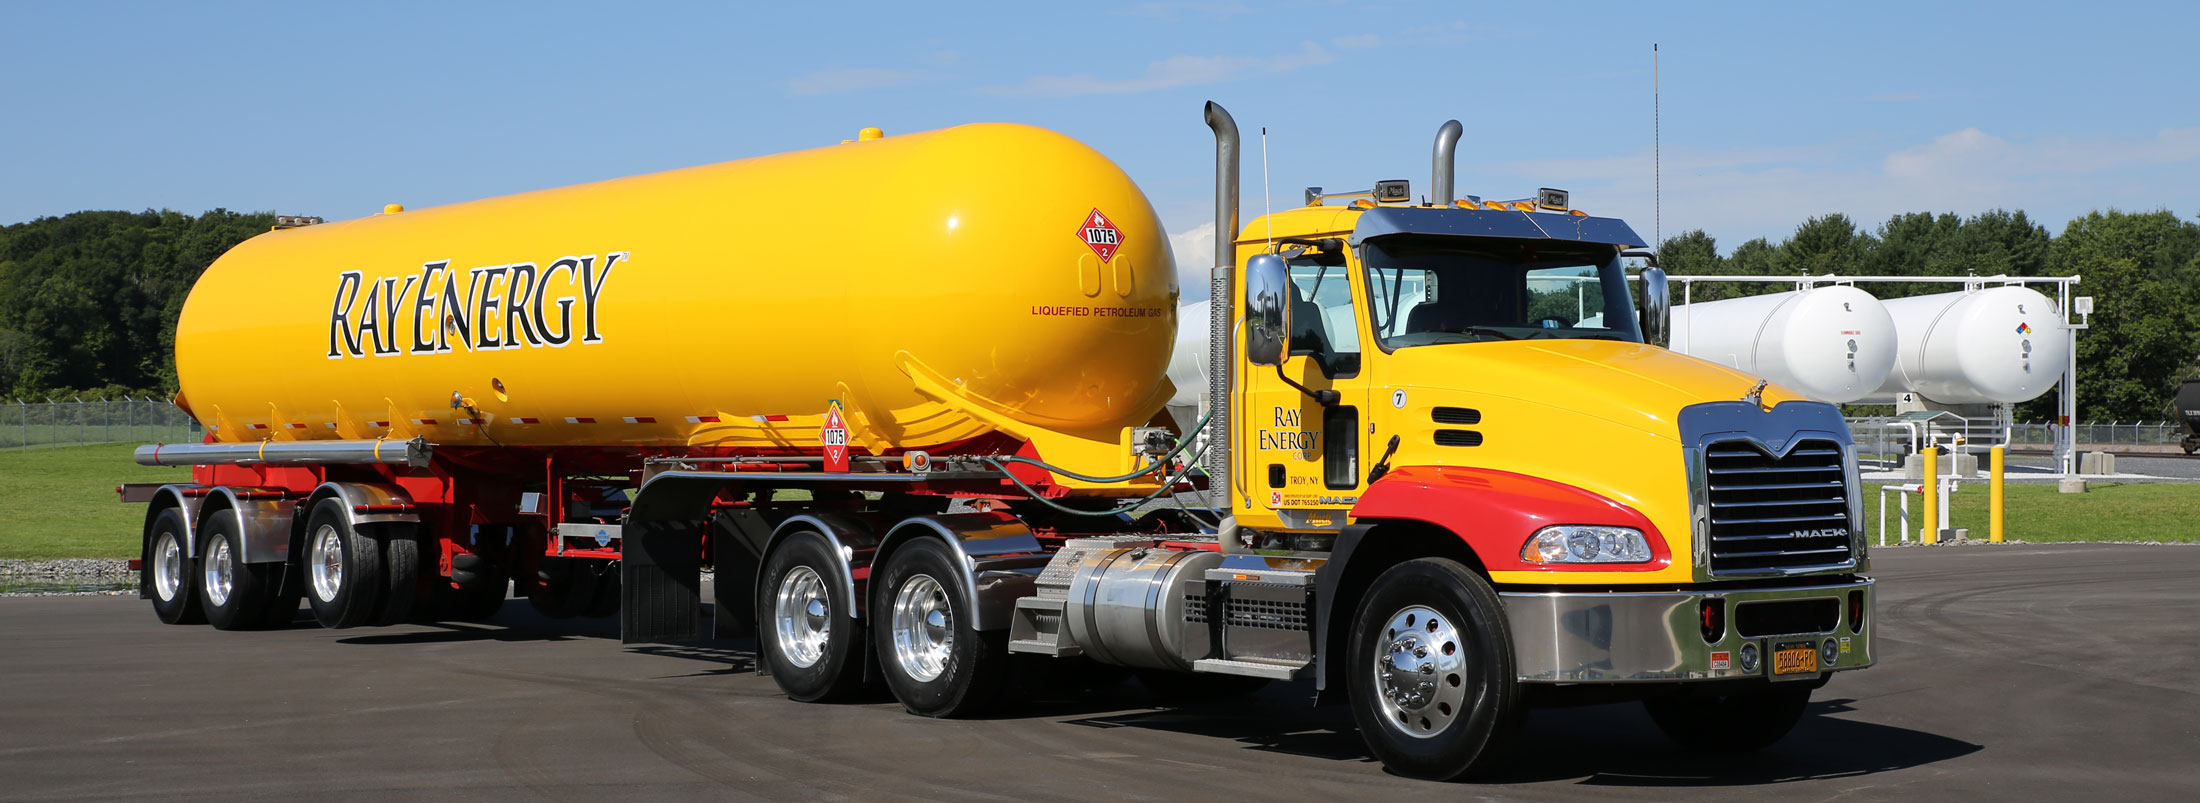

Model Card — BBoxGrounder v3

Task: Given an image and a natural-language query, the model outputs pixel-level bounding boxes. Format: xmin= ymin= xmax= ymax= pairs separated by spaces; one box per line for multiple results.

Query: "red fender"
xmin=1348 ymin=465 xmax=1671 ymax=573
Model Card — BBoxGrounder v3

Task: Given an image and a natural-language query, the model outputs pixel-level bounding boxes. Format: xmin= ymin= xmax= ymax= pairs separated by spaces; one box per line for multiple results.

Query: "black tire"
xmin=757 ymin=533 xmax=868 ymax=702
xmin=1346 ymin=558 xmax=1523 ymax=781
xmin=197 ymin=516 xmax=297 ymax=630
xmin=1644 ymin=685 xmax=1814 ymax=753
xmin=145 ymin=508 xmax=206 ymax=625
xmin=871 ymin=537 xmax=1009 ymax=718
xmin=444 ymin=553 xmax=508 ymax=622
xmin=373 ymin=523 xmax=424 ymax=627
xmin=583 ymin=562 xmax=621 ymax=618
xmin=1134 ymin=669 xmax=1270 ymax=702
xmin=302 ymin=498 xmax=385 ymax=629
xmin=529 ymin=555 xmax=601 ymax=619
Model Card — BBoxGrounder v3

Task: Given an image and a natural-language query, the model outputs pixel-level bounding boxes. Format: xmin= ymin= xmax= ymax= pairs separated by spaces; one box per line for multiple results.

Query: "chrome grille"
xmin=1703 ymin=439 xmax=1854 ymax=574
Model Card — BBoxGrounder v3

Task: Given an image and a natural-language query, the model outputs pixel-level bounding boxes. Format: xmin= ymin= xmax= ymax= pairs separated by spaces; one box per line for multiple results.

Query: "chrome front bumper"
xmin=1501 ymin=579 xmax=1873 ymax=683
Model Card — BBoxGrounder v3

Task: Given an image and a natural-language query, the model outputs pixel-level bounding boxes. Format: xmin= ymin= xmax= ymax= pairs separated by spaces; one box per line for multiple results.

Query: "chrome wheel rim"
xmin=310 ymin=525 xmax=344 ymax=602
xmin=773 ymin=566 xmax=831 ymax=668
xmin=202 ymin=537 xmax=233 ymax=607
xmin=1371 ymin=605 xmax=1469 ymax=740
xmin=889 ymin=574 xmax=952 ymax=682
xmin=153 ymin=532 xmax=183 ymax=601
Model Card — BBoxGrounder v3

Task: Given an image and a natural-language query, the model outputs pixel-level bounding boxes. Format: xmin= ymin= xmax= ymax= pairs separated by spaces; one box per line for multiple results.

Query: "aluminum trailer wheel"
xmin=145 ymin=508 xmax=205 ymax=625
xmin=871 ymin=537 xmax=1007 ymax=718
xmin=1346 ymin=558 xmax=1522 ymax=781
xmin=197 ymin=516 xmax=299 ymax=630
xmin=758 ymin=533 xmax=867 ymax=702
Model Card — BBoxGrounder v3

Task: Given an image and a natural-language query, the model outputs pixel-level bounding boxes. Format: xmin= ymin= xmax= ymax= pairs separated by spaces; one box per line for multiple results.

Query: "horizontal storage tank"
xmin=1669 ymin=286 xmax=1898 ymax=404
xmin=174 ymin=123 xmax=1179 ymax=453
xmin=1862 ymin=287 xmax=2067 ymax=405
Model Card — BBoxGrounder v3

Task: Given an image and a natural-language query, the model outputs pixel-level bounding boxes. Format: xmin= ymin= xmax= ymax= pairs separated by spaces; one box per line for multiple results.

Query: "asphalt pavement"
xmin=3 ymin=543 xmax=2197 ymax=801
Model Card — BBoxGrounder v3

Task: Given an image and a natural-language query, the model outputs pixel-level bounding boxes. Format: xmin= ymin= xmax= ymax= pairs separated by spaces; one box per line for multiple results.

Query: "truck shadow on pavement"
xmin=1053 ymin=687 xmax=1981 ymax=786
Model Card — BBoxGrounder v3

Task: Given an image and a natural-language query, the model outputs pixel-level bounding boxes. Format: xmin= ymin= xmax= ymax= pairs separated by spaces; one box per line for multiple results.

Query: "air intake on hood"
xmin=1434 ymin=429 xmax=1483 ymax=447
xmin=1432 ymin=407 xmax=1482 ymax=425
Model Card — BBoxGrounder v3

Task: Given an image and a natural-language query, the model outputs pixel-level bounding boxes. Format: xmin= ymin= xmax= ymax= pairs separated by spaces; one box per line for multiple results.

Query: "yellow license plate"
xmin=1773 ymin=643 xmax=1818 ymax=675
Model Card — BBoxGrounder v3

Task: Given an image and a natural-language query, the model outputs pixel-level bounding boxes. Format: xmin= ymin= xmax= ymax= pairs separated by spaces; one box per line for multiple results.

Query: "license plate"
xmin=1773 ymin=642 xmax=1818 ymax=675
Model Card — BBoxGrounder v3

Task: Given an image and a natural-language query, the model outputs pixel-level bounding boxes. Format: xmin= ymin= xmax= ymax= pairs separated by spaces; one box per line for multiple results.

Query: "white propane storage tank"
xmin=1165 ymin=300 xmax=1210 ymax=435
xmin=1670 ymin=285 xmax=1898 ymax=403
xmin=1865 ymin=286 xmax=2067 ymax=404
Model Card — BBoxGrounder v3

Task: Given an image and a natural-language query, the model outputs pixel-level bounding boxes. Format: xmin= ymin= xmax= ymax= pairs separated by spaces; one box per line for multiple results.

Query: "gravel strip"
xmin=0 ymin=559 xmax=137 ymax=597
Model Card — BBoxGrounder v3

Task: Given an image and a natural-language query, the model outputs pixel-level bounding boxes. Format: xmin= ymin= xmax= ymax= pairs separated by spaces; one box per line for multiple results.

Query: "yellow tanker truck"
xmin=126 ymin=103 xmax=1874 ymax=780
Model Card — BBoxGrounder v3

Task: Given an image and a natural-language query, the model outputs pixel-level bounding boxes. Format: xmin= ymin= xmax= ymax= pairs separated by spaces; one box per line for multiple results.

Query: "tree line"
xmin=2 ymin=206 xmax=2195 ymax=420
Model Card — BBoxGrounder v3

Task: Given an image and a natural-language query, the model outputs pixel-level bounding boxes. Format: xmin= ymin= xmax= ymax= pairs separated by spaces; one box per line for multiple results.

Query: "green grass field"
xmin=1861 ymin=480 xmax=2199 ymax=545
xmin=0 ymin=443 xmax=2192 ymax=559
xmin=0 ymin=444 xmax=188 ymax=559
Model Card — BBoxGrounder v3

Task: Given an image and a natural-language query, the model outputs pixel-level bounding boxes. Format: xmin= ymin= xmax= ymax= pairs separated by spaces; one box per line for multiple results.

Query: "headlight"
xmin=1520 ymin=525 xmax=1653 ymax=564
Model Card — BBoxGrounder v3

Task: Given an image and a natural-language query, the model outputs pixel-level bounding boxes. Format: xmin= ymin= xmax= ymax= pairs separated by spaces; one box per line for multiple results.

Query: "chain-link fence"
xmin=0 ymin=400 xmax=203 ymax=449
xmin=2009 ymin=420 xmax=2183 ymax=447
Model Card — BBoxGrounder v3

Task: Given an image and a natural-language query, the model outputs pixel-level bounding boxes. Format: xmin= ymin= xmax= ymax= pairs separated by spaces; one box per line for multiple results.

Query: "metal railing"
xmin=0 ymin=399 xmax=203 ymax=449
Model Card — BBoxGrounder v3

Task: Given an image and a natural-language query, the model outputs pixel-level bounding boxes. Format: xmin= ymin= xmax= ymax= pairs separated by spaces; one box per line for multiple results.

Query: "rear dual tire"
xmin=302 ymin=498 xmax=420 ymax=629
xmin=758 ymin=534 xmax=868 ymax=702
xmin=872 ymin=537 xmax=1008 ymax=718
xmin=198 ymin=516 xmax=300 ymax=630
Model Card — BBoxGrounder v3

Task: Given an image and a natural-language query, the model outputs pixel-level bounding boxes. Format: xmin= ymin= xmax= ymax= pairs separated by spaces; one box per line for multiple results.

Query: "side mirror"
xmin=1244 ymin=253 xmax=1291 ymax=366
xmin=1637 ymin=266 xmax=1670 ymax=347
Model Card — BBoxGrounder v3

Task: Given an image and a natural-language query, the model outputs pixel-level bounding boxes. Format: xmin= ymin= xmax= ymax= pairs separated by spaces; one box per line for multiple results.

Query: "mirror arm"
xmin=1273 ymin=362 xmax=1339 ymax=407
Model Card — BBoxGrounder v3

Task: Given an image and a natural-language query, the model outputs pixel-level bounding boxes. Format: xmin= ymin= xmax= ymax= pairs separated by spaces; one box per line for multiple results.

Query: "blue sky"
xmin=7 ymin=1 xmax=2197 ymax=297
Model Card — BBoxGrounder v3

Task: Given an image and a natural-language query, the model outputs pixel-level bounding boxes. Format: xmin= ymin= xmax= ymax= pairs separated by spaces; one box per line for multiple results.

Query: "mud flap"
xmin=619 ymin=474 xmax=731 ymax=644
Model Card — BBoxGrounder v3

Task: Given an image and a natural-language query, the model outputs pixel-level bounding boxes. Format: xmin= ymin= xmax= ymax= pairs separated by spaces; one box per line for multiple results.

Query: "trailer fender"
xmin=873 ymin=512 xmax=1048 ymax=631
xmin=139 ymin=485 xmax=208 ymax=599
xmin=197 ymin=487 xmax=301 ymax=564
xmin=760 ymin=513 xmax=882 ymax=622
xmin=305 ymin=482 xmax=424 ymax=529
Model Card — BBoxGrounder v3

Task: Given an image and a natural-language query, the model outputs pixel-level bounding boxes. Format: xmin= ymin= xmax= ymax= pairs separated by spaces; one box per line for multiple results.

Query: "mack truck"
xmin=126 ymin=103 xmax=1873 ymax=780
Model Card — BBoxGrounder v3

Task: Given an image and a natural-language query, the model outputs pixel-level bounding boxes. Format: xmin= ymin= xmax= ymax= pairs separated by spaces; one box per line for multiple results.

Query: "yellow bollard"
xmin=1989 ymin=445 xmax=2006 ymax=543
xmin=1921 ymin=447 xmax=1939 ymax=545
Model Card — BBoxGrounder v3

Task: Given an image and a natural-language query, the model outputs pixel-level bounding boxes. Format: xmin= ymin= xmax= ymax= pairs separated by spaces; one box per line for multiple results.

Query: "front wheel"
xmin=1643 ymin=685 xmax=1813 ymax=752
xmin=1347 ymin=558 xmax=1523 ymax=781
xmin=872 ymin=537 xmax=1008 ymax=718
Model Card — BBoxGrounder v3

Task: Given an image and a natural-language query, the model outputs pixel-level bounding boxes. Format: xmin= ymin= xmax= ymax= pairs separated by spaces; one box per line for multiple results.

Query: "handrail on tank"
xmin=134 ymin=438 xmax=432 ymax=469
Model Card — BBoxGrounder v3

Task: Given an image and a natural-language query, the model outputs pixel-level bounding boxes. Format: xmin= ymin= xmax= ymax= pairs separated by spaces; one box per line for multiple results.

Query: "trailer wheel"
xmin=303 ymin=498 xmax=385 ymax=629
xmin=872 ymin=537 xmax=1008 ymax=718
xmin=146 ymin=508 xmax=205 ymax=625
xmin=1643 ymin=685 xmax=1813 ymax=753
xmin=198 ymin=516 xmax=298 ymax=630
xmin=372 ymin=523 xmax=425 ymax=627
xmin=529 ymin=556 xmax=601 ymax=619
xmin=758 ymin=534 xmax=867 ymax=702
xmin=1347 ymin=558 xmax=1522 ymax=781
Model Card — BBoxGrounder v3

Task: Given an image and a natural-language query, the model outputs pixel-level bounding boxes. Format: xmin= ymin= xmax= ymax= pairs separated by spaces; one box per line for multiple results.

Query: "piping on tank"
xmin=1858 ymin=287 xmax=2068 ymax=405
xmin=1668 ymin=286 xmax=1898 ymax=404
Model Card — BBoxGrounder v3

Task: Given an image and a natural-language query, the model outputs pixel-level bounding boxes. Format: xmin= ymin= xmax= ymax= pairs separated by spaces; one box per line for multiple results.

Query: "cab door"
xmin=1237 ymin=247 xmax=1372 ymax=531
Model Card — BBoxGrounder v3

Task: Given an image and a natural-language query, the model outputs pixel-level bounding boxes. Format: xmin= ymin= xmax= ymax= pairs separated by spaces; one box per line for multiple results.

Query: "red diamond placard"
xmin=821 ymin=400 xmax=850 ymax=473
xmin=1074 ymin=208 xmax=1123 ymax=263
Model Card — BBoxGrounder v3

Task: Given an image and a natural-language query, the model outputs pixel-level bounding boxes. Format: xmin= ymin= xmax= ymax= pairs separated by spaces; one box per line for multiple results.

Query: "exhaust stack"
xmin=1431 ymin=119 xmax=1462 ymax=206
xmin=1203 ymin=101 xmax=1239 ymax=509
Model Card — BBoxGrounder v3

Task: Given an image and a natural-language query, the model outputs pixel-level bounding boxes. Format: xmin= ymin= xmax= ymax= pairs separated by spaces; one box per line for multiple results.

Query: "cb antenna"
xmin=1261 ymin=127 xmax=1273 ymax=248
xmin=1653 ymin=43 xmax=1661 ymax=258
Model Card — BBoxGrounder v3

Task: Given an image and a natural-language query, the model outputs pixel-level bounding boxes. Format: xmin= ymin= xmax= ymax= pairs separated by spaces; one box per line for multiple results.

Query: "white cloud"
xmin=1169 ymin=221 xmax=1217 ymax=301
xmin=984 ymin=42 xmax=1334 ymax=97
xmin=786 ymin=67 xmax=937 ymax=97
xmin=1480 ymin=127 xmax=2200 ymax=249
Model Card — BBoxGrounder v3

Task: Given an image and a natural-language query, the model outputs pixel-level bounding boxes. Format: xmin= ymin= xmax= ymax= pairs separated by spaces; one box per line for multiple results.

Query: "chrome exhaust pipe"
xmin=135 ymin=438 xmax=432 ymax=468
xmin=1431 ymin=119 xmax=1462 ymax=206
xmin=1203 ymin=101 xmax=1239 ymax=508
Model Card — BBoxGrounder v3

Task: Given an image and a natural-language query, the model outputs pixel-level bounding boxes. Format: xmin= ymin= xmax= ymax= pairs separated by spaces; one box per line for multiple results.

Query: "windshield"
xmin=1361 ymin=234 xmax=1643 ymax=349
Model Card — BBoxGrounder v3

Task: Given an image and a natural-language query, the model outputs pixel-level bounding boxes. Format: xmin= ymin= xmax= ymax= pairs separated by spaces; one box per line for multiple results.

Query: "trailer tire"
xmin=372 ymin=524 xmax=425 ymax=627
xmin=758 ymin=534 xmax=868 ymax=702
xmin=529 ymin=556 xmax=600 ymax=619
xmin=872 ymin=537 xmax=1008 ymax=718
xmin=1643 ymin=685 xmax=1813 ymax=753
xmin=303 ymin=498 xmax=385 ymax=629
xmin=146 ymin=508 xmax=206 ymax=625
xmin=198 ymin=516 xmax=297 ymax=630
xmin=1347 ymin=558 xmax=1522 ymax=781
